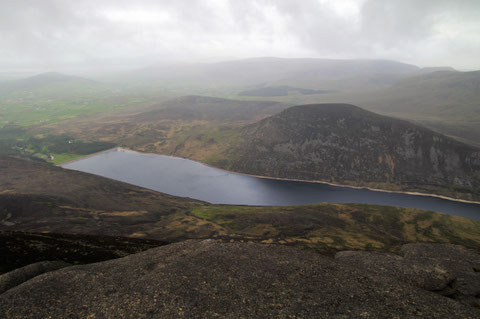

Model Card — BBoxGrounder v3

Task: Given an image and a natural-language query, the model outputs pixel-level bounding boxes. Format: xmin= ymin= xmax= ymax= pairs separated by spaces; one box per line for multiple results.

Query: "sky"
xmin=1 ymin=0 xmax=479 ymax=71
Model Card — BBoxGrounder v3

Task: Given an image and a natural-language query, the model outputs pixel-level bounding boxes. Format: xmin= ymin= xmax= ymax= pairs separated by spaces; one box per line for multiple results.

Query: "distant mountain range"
xmin=122 ymin=57 xmax=450 ymax=90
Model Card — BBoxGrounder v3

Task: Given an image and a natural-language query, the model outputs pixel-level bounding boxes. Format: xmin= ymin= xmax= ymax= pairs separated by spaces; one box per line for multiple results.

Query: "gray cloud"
xmin=0 ymin=0 xmax=479 ymax=71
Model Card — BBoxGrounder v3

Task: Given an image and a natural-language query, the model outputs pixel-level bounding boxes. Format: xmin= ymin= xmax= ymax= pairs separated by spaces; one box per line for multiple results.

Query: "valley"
xmin=1 ymin=59 xmax=480 ymax=316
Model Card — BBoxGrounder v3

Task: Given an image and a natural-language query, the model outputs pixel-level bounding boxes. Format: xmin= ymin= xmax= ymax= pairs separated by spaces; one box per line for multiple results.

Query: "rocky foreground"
xmin=1 ymin=240 xmax=479 ymax=318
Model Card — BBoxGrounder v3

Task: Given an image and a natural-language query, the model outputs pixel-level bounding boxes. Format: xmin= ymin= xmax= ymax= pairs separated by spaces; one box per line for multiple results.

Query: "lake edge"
xmin=61 ymin=147 xmax=480 ymax=206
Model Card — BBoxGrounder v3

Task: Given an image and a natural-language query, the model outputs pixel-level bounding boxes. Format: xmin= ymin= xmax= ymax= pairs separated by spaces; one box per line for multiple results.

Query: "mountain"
xmin=214 ymin=103 xmax=480 ymax=201
xmin=351 ymin=70 xmax=480 ymax=146
xmin=1 ymin=240 xmax=480 ymax=317
xmin=123 ymin=57 xmax=422 ymax=90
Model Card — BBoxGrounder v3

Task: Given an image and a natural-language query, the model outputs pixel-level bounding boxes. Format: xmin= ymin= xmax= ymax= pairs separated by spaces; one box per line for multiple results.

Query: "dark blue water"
xmin=62 ymin=149 xmax=480 ymax=219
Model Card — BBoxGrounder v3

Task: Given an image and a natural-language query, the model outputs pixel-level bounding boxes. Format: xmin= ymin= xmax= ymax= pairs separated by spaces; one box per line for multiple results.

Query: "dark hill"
xmin=218 ymin=103 xmax=480 ymax=201
xmin=1 ymin=240 xmax=479 ymax=318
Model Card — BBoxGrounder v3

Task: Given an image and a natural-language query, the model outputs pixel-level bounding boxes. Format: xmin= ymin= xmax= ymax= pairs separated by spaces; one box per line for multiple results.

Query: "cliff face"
xmin=221 ymin=104 xmax=480 ymax=200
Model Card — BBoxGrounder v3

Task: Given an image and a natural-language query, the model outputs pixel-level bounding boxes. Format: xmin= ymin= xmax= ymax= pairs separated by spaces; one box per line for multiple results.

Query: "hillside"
xmin=214 ymin=103 xmax=480 ymax=201
xmin=44 ymin=95 xmax=291 ymax=156
xmin=0 ymin=156 xmax=204 ymax=237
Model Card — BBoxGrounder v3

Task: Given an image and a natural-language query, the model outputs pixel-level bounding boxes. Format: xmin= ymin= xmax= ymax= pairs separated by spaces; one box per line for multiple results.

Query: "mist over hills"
xmin=0 ymin=72 xmax=102 ymax=93
xmin=350 ymin=70 xmax=480 ymax=146
xmin=0 ymin=72 xmax=112 ymax=105
xmin=121 ymin=57 xmax=426 ymax=89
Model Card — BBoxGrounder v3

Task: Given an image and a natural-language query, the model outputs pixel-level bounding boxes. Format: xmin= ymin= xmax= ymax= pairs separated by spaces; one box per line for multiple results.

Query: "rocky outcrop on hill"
xmin=222 ymin=103 xmax=480 ymax=200
xmin=1 ymin=240 xmax=479 ymax=318
xmin=336 ymin=243 xmax=480 ymax=308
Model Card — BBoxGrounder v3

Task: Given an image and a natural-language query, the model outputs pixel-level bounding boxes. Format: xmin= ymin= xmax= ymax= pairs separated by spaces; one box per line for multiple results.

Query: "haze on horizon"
xmin=1 ymin=0 xmax=479 ymax=73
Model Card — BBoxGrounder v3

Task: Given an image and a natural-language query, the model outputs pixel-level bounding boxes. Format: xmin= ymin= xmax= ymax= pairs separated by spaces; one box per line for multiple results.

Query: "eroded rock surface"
xmin=1 ymin=240 xmax=479 ymax=318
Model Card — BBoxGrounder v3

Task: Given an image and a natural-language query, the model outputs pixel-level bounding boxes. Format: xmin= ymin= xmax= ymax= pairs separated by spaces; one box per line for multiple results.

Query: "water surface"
xmin=62 ymin=149 xmax=480 ymax=220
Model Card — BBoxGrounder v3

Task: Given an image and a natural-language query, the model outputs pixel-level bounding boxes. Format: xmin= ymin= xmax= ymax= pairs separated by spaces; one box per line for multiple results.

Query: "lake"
xmin=62 ymin=148 xmax=480 ymax=220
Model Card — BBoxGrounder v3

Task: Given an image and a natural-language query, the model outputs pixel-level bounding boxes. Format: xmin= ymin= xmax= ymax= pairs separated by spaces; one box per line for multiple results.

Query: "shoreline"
xmin=58 ymin=147 xmax=121 ymax=166
xmin=60 ymin=147 xmax=480 ymax=206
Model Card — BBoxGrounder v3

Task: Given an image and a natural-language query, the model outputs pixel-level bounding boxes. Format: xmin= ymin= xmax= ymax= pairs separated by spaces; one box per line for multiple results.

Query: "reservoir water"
xmin=62 ymin=149 xmax=480 ymax=220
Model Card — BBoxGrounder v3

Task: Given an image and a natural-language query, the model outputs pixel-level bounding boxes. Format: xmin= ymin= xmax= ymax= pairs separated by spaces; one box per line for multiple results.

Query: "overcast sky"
xmin=1 ymin=0 xmax=479 ymax=71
